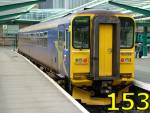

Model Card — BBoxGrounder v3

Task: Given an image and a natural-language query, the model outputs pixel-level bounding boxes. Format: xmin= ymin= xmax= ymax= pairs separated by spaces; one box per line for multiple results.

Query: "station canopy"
xmin=0 ymin=0 xmax=45 ymax=23
xmin=43 ymin=0 xmax=150 ymax=22
xmin=1 ymin=0 xmax=150 ymax=23
xmin=92 ymin=0 xmax=150 ymax=21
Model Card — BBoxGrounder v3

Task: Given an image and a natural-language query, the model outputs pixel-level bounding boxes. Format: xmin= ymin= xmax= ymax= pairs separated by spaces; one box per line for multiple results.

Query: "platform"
xmin=134 ymin=58 xmax=150 ymax=91
xmin=0 ymin=47 xmax=88 ymax=113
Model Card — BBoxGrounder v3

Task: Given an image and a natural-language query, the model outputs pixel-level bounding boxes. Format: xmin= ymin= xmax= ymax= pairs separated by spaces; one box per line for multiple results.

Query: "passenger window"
xmin=40 ymin=32 xmax=43 ymax=37
xmin=30 ymin=34 xmax=32 ymax=38
xmin=65 ymin=29 xmax=69 ymax=49
xmin=43 ymin=32 xmax=48 ymax=47
xmin=58 ymin=31 xmax=64 ymax=49
xmin=44 ymin=32 xmax=48 ymax=38
xmin=59 ymin=31 xmax=63 ymax=41
xmin=38 ymin=32 xmax=40 ymax=38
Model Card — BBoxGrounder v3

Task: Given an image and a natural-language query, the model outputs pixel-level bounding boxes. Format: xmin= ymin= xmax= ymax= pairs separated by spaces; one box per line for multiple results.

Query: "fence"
xmin=0 ymin=37 xmax=18 ymax=50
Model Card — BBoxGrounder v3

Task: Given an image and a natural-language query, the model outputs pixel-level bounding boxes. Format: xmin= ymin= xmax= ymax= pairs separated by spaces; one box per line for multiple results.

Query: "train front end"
xmin=69 ymin=11 xmax=135 ymax=105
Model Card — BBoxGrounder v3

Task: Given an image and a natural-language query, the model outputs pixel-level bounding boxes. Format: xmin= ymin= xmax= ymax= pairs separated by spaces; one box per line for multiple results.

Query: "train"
xmin=18 ymin=9 xmax=135 ymax=105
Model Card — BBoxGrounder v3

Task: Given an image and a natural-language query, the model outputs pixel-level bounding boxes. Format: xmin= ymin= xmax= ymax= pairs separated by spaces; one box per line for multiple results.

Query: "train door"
xmin=91 ymin=17 xmax=120 ymax=80
xmin=99 ymin=24 xmax=112 ymax=77
xmin=58 ymin=25 xmax=70 ymax=77
xmin=64 ymin=28 xmax=70 ymax=77
xmin=58 ymin=25 xmax=65 ymax=75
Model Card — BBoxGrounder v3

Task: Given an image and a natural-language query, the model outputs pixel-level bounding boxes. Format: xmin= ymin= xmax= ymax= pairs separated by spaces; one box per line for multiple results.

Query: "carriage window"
xmin=59 ymin=31 xmax=63 ymax=41
xmin=73 ymin=16 xmax=90 ymax=49
xmin=120 ymin=17 xmax=134 ymax=48
xmin=43 ymin=32 xmax=48 ymax=47
xmin=37 ymin=32 xmax=40 ymax=38
xmin=44 ymin=32 xmax=48 ymax=38
xmin=58 ymin=30 xmax=64 ymax=49
xmin=40 ymin=32 xmax=44 ymax=37
xmin=65 ymin=29 xmax=69 ymax=49
xmin=31 ymin=33 xmax=34 ymax=38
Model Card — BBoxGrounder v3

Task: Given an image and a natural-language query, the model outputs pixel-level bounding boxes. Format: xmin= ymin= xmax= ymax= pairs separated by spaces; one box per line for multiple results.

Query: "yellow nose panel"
xmin=99 ymin=24 xmax=113 ymax=76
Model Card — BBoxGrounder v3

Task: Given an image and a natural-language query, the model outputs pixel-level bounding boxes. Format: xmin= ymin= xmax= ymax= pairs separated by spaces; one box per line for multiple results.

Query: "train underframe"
xmin=72 ymin=80 xmax=132 ymax=105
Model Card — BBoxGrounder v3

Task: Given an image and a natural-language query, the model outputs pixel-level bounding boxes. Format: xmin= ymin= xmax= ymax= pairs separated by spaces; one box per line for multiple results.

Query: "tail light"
xmin=120 ymin=58 xmax=131 ymax=63
xmin=83 ymin=58 xmax=88 ymax=64
xmin=75 ymin=58 xmax=88 ymax=65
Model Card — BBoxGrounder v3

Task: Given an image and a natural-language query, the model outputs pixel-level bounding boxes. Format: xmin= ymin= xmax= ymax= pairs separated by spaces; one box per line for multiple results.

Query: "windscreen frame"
xmin=119 ymin=17 xmax=135 ymax=49
xmin=72 ymin=16 xmax=90 ymax=49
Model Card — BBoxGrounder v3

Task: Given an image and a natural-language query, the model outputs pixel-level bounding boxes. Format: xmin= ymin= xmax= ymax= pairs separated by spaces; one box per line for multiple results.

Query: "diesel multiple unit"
xmin=18 ymin=10 xmax=135 ymax=105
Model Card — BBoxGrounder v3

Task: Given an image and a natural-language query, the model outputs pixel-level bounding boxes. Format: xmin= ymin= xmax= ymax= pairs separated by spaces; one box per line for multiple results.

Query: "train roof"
xmin=78 ymin=9 xmax=123 ymax=16
xmin=20 ymin=15 xmax=73 ymax=32
xmin=20 ymin=9 xmax=126 ymax=33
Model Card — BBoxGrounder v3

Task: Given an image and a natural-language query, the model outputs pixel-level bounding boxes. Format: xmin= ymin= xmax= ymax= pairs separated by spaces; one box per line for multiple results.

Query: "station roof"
xmin=43 ymin=0 xmax=150 ymax=23
xmin=0 ymin=0 xmax=35 ymax=6
xmin=0 ymin=0 xmax=69 ymax=24
xmin=18 ymin=9 xmax=69 ymax=22
xmin=92 ymin=0 xmax=150 ymax=21
xmin=0 ymin=0 xmax=45 ymax=23
xmin=1 ymin=0 xmax=150 ymax=24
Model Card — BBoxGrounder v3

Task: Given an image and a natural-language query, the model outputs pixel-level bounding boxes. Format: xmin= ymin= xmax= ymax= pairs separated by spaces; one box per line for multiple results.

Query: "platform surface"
xmin=134 ymin=58 xmax=150 ymax=91
xmin=0 ymin=47 xmax=87 ymax=113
